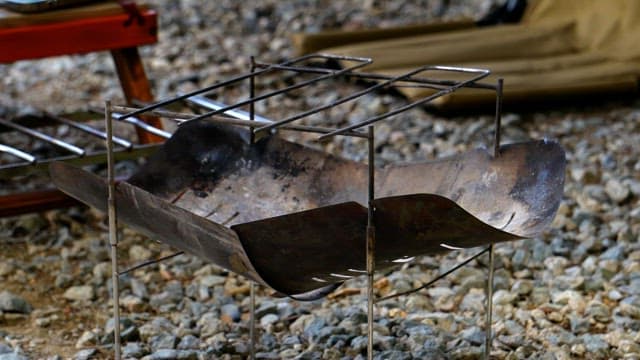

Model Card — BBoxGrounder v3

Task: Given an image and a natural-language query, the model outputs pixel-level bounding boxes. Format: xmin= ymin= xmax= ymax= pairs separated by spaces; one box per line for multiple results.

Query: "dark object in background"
xmin=477 ymin=0 xmax=528 ymax=26
xmin=0 ymin=0 xmax=99 ymax=13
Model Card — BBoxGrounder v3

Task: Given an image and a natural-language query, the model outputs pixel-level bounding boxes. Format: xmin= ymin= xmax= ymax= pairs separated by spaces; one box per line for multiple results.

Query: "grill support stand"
xmin=484 ymin=78 xmax=504 ymax=360
xmin=88 ymin=56 xmax=513 ymax=360
xmin=105 ymin=100 xmax=122 ymax=360
xmin=248 ymin=58 xmax=258 ymax=360
xmin=249 ymin=283 xmax=257 ymax=359
xmin=366 ymin=126 xmax=376 ymax=360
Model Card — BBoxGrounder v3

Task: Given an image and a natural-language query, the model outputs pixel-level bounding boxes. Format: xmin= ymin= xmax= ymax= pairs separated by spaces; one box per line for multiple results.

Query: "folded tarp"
xmin=293 ymin=0 xmax=640 ymax=110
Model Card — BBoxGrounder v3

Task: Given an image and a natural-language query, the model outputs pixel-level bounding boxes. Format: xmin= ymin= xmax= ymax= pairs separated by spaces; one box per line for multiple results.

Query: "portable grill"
xmin=45 ymin=54 xmax=565 ymax=359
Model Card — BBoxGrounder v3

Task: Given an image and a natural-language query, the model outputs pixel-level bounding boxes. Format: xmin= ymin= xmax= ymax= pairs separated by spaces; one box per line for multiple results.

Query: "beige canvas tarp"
xmin=292 ymin=0 xmax=640 ymax=109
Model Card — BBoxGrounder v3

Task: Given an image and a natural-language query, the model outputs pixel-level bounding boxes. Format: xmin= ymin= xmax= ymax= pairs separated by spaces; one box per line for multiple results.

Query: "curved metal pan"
xmin=50 ymin=121 xmax=565 ymax=298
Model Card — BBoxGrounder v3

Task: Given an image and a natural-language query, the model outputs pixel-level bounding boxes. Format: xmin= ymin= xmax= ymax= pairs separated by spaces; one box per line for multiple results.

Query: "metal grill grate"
xmin=1 ymin=53 xmax=494 ymax=215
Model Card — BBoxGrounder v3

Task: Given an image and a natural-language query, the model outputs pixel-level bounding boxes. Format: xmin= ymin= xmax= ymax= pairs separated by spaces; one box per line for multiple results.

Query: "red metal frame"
xmin=0 ymin=6 xmax=162 ymax=217
xmin=0 ymin=8 xmax=157 ymax=63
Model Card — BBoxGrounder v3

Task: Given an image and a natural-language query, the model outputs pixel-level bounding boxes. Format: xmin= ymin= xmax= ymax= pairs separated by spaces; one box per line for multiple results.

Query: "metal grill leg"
xmin=105 ymin=100 xmax=122 ymax=360
xmin=366 ymin=126 xmax=375 ymax=360
xmin=485 ymin=78 xmax=503 ymax=360
xmin=485 ymin=245 xmax=495 ymax=359
xmin=250 ymin=282 xmax=256 ymax=360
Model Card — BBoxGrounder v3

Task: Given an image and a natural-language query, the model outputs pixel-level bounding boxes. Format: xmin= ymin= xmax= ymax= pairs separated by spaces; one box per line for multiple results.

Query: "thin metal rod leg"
xmin=366 ymin=226 xmax=375 ymax=360
xmin=249 ymin=56 xmax=256 ymax=144
xmin=485 ymin=78 xmax=502 ymax=360
xmin=249 ymin=282 xmax=256 ymax=360
xmin=105 ymin=100 xmax=121 ymax=360
xmin=484 ymin=244 xmax=495 ymax=360
xmin=493 ymin=78 xmax=504 ymax=156
xmin=366 ymin=126 xmax=375 ymax=360
xmin=248 ymin=57 xmax=258 ymax=360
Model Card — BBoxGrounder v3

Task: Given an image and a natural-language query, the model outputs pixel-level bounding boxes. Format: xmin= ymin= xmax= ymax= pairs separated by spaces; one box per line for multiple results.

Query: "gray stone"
xmin=255 ymin=352 xmax=279 ymax=360
xmin=260 ymin=313 xmax=279 ymax=328
xmin=600 ymin=259 xmax=621 ymax=279
xmin=149 ymin=289 xmax=181 ymax=309
xmin=0 ymin=344 xmax=11 ymax=355
xmin=282 ymin=335 xmax=301 ymax=346
xmin=303 ymin=317 xmax=327 ymax=341
xmin=586 ymin=301 xmax=611 ymax=323
xmin=0 ymin=354 xmax=29 ymax=360
xmin=374 ymin=350 xmax=411 ymax=360
xmin=120 ymin=295 xmax=144 ymax=312
xmin=261 ymin=333 xmax=278 ymax=351
xmin=0 ymin=291 xmax=32 ymax=314
xmin=460 ymin=326 xmax=484 ymax=346
xmin=198 ymin=275 xmax=226 ymax=288
xmin=492 ymin=289 xmax=517 ymax=305
xmin=569 ymin=314 xmax=590 ymax=334
xmin=278 ymin=349 xmax=300 ymax=358
xmin=605 ymin=179 xmax=630 ymax=203
xmin=459 ymin=289 xmax=485 ymax=312
xmin=220 ymin=303 xmax=241 ymax=322
xmin=289 ymin=314 xmax=314 ymax=334
xmin=581 ymin=334 xmax=610 ymax=356
xmin=54 ymin=273 xmax=73 ymax=288
xmin=511 ymin=248 xmax=530 ymax=270
xmin=129 ymin=245 xmax=152 ymax=262
xmin=188 ymin=301 xmax=206 ymax=318
xmin=618 ymin=340 xmax=640 ymax=354
xmin=617 ymin=303 xmax=640 ymax=319
xmin=130 ymin=278 xmax=149 ymax=300
xmin=102 ymin=317 xmax=139 ymax=344
xmin=552 ymin=290 xmax=586 ymax=313
xmin=0 ymin=263 xmax=15 ymax=277
xmin=196 ymin=312 xmax=222 ymax=338
xmin=177 ymin=334 xmax=200 ymax=350
xmin=498 ymin=334 xmax=524 ymax=348
xmin=503 ymin=320 xmax=525 ymax=336
xmin=63 ymin=286 xmax=94 ymax=301
xmin=544 ymin=256 xmax=569 ymax=275
xmin=448 ymin=346 xmax=483 ymax=359
xmin=276 ymin=301 xmax=295 ymax=318
xmin=600 ymin=245 xmax=625 ymax=261
xmin=584 ymin=277 xmax=605 ymax=292
xmin=405 ymin=324 xmax=436 ymax=351
xmin=141 ymin=349 xmax=198 ymax=360
xmin=313 ymin=326 xmax=343 ymax=343
xmin=139 ymin=317 xmax=176 ymax=341
xmin=105 ymin=317 xmax=135 ymax=335
xmin=542 ymin=328 xmax=576 ymax=346
xmin=91 ymin=262 xmax=110 ymax=281
xmin=255 ymin=301 xmax=278 ymax=318
xmin=530 ymin=287 xmax=551 ymax=305
xmin=511 ymin=279 xmax=533 ymax=295
xmin=122 ymin=342 xmax=146 ymax=358
xmin=150 ymin=334 xmax=177 ymax=351
xmin=350 ymin=335 xmax=368 ymax=352
xmin=73 ymin=348 xmax=97 ymax=360
xmin=460 ymin=274 xmax=486 ymax=292
xmin=555 ymin=274 xmax=585 ymax=290
xmin=75 ymin=330 xmax=97 ymax=349
xmin=532 ymin=240 xmax=553 ymax=263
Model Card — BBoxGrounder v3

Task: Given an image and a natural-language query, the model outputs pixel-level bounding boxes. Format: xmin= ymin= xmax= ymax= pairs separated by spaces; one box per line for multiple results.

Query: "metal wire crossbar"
xmin=0 ymin=54 xmax=489 ymax=180
xmin=0 ymin=114 xmax=164 ymax=180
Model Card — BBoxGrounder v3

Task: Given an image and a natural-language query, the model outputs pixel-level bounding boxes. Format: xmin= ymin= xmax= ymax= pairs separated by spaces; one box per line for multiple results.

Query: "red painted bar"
xmin=0 ymin=9 xmax=157 ymax=63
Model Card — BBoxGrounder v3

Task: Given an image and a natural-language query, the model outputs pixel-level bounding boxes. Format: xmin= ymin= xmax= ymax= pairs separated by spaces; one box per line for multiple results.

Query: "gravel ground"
xmin=1 ymin=1 xmax=640 ymax=359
